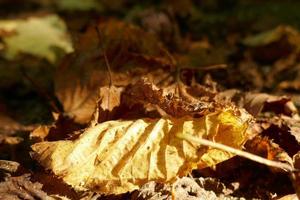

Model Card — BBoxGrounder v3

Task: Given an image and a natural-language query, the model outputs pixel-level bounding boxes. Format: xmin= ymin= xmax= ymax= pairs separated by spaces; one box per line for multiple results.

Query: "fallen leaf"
xmin=244 ymin=136 xmax=293 ymax=169
xmin=0 ymin=160 xmax=20 ymax=173
xmin=257 ymin=116 xmax=300 ymax=157
xmin=243 ymin=26 xmax=300 ymax=63
xmin=30 ymin=114 xmax=83 ymax=142
xmin=31 ymin=108 xmax=251 ymax=194
xmin=0 ymin=174 xmax=62 ymax=200
xmin=92 ymin=86 xmax=125 ymax=123
xmin=0 ymin=14 xmax=73 ymax=63
xmin=124 ymin=78 xmax=213 ymax=118
xmin=243 ymin=93 xmax=292 ymax=116
xmin=131 ymin=177 xmax=238 ymax=200
xmin=55 ymin=20 xmax=174 ymax=124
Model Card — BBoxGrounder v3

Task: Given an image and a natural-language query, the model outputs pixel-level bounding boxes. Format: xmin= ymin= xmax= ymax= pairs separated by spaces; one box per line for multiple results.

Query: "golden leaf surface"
xmin=31 ymin=108 xmax=251 ymax=195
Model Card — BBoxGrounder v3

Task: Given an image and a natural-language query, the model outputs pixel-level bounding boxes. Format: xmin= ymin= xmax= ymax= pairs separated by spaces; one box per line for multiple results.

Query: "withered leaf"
xmin=0 ymin=160 xmax=19 ymax=173
xmin=0 ymin=174 xmax=58 ymax=200
xmin=31 ymin=108 xmax=251 ymax=195
xmin=124 ymin=78 xmax=213 ymax=118
xmin=92 ymin=86 xmax=124 ymax=123
xmin=55 ymin=20 xmax=174 ymax=124
xmin=131 ymin=177 xmax=237 ymax=200
xmin=245 ymin=136 xmax=293 ymax=169
xmin=256 ymin=116 xmax=300 ymax=157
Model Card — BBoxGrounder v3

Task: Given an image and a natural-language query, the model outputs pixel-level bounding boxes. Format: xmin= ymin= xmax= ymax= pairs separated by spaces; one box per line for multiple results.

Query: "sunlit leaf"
xmin=31 ymin=108 xmax=251 ymax=194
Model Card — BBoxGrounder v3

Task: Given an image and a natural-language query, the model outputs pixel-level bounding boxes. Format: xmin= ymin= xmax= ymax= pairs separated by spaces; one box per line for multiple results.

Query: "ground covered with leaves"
xmin=1 ymin=0 xmax=300 ymax=200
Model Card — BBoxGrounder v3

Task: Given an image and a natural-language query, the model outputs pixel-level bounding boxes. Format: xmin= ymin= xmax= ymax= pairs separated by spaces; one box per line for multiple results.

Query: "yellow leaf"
xmin=31 ymin=108 xmax=251 ymax=194
xmin=0 ymin=15 xmax=73 ymax=63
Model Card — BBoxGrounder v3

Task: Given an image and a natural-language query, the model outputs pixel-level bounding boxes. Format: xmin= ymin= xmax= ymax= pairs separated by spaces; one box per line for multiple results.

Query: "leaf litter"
xmin=1 ymin=4 xmax=300 ymax=200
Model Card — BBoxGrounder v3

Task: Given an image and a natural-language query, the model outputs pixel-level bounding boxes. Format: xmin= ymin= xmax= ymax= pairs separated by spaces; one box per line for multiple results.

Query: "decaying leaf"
xmin=124 ymin=78 xmax=214 ymax=118
xmin=243 ymin=93 xmax=295 ymax=117
xmin=256 ymin=116 xmax=300 ymax=157
xmin=92 ymin=86 xmax=125 ymax=123
xmin=243 ymin=25 xmax=300 ymax=63
xmin=131 ymin=177 xmax=240 ymax=200
xmin=244 ymin=136 xmax=293 ymax=168
xmin=0 ymin=174 xmax=61 ymax=200
xmin=31 ymin=108 xmax=251 ymax=194
xmin=0 ymin=160 xmax=20 ymax=173
xmin=30 ymin=114 xmax=83 ymax=142
xmin=55 ymin=20 xmax=174 ymax=124
xmin=0 ymin=14 xmax=73 ymax=63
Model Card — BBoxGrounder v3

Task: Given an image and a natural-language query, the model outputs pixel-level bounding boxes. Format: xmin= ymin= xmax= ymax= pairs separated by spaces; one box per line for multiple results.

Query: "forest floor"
xmin=0 ymin=1 xmax=300 ymax=200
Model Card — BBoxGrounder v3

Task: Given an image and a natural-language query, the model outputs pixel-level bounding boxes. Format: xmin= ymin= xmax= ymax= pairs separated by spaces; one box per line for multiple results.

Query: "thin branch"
xmin=181 ymin=64 xmax=227 ymax=71
xmin=95 ymin=26 xmax=113 ymax=121
xmin=176 ymin=133 xmax=294 ymax=172
xmin=95 ymin=26 xmax=112 ymax=87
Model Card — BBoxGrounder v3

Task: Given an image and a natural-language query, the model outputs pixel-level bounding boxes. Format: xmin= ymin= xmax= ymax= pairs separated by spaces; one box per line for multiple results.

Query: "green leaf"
xmin=0 ymin=15 xmax=73 ymax=63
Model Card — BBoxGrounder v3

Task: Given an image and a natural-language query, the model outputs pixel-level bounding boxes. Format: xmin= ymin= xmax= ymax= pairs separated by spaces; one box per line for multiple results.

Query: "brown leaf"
xmin=124 ymin=78 xmax=214 ymax=118
xmin=243 ymin=25 xmax=300 ymax=63
xmin=0 ymin=160 xmax=19 ymax=173
xmin=245 ymin=136 xmax=293 ymax=168
xmin=55 ymin=19 xmax=174 ymax=124
xmin=92 ymin=86 xmax=124 ymax=123
xmin=31 ymin=108 xmax=251 ymax=194
xmin=0 ymin=113 xmax=36 ymax=135
xmin=256 ymin=116 xmax=300 ymax=157
xmin=30 ymin=115 xmax=83 ymax=143
xmin=0 ymin=174 xmax=56 ymax=200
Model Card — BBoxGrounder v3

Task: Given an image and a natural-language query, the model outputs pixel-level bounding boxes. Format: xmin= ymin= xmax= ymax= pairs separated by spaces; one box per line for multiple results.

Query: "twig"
xmin=176 ymin=133 xmax=294 ymax=172
xmin=181 ymin=64 xmax=227 ymax=71
xmin=95 ymin=26 xmax=112 ymax=87
xmin=95 ymin=25 xmax=113 ymax=121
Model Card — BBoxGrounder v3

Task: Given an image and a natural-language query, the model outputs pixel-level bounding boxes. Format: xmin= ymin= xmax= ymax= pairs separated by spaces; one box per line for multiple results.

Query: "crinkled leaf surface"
xmin=0 ymin=15 xmax=73 ymax=63
xmin=31 ymin=108 xmax=251 ymax=195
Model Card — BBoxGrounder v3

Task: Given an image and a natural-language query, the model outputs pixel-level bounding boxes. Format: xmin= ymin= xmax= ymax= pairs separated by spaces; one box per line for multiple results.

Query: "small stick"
xmin=181 ymin=64 xmax=227 ymax=71
xmin=95 ymin=26 xmax=112 ymax=87
xmin=95 ymin=25 xmax=113 ymax=121
xmin=176 ymin=133 xmax=294 ymax=172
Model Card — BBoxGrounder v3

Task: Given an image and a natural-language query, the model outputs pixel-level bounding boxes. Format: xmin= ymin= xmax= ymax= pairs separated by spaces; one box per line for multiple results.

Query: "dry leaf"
xmin=244 ymin=136 xmax=293 ymax=168
xmin=131 ymin=177 xmax=238 ymax=200
xmin=124 ymin=78 xmax=213 ymax=118
xmin=92 ymin=86 xmax=125 ymax=123
xmin=0 ymin=160 xmax=19 ymax=173
xmin=55 ymin=20 xmax=174 ymax=124
xmin=0 ymin=174 xmax=58 ymax=200
xmin=256 ymin=116 xmax=300 ymax=157
xmin=243 ymin=25 xmax=300 ymax=63
xmin=30 ymin=114 xmax=83 ymax=142
xmin=31 ymin=108 xmax=251 ymax=195
xmin=243 ymin=93 xmax=293 ymax=116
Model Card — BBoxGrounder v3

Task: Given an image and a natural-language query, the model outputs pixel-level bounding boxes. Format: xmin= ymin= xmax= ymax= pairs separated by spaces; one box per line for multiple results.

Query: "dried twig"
xmin=176 ymin=133 xmax=300 ymax=199
xmin=176 ymin=133 xmax=294 ymax=172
